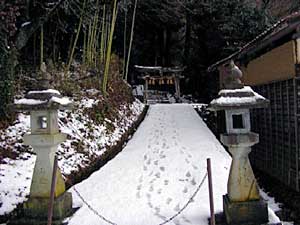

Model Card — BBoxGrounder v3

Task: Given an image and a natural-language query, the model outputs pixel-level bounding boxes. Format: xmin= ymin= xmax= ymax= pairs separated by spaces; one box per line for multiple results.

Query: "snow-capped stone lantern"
xmin=209 ymin=60 xmax=269 ymax=225
xmin=13 ymin=63 xmax=73 ymax=224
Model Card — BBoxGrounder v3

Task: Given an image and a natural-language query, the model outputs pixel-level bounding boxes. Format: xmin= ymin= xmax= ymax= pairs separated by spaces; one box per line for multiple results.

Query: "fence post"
xmin=47 ymin=155 xmax=58 ymax=225
xmin=207 ymin=158 xmax=216 ymax=225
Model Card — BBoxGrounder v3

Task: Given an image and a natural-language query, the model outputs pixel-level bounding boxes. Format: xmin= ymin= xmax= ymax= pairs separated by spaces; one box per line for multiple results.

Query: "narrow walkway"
xmin=68 ymin=104 xmax=231 ymax=225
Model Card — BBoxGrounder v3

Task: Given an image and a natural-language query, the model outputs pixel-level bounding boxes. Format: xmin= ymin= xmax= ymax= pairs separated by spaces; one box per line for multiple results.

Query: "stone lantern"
xmin=209 ymin=61 xmax=269 ymax=225
xmin=12 ymin=64 xmax=73 ymax=224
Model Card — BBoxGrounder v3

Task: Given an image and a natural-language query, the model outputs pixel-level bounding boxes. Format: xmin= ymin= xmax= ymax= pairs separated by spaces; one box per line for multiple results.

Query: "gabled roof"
xmin=208 ymin=11 xmax=300 ymax=72
xmin=134 ymin=65 xmax=185 ymax=74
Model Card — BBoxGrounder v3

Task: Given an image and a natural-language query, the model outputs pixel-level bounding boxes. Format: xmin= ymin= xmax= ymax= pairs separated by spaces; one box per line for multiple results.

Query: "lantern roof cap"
xmin=14 ymin=89 xmax=73 ymax=111
xmin=208 ymin=86 xmax=269 ymax=111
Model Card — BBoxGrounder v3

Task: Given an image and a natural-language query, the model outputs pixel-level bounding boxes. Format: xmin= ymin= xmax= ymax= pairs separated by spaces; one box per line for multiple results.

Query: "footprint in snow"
xmin=190 ymin=178 xmax=196 ymax=186
xmin=136 ymin=192 xmax=141 ymax=199
xmin=187 ymin=154 xmax=192 ymax=158
xmin=159 ymin=166 xmax=165 ymax=172
xmin=186 ymin=171 xmax=192 ymax=178
xmin=185 ymin=158 xmax=190 ymax=164
xmin=164 ymin=180 xmax=169 ymax=185
xmin=146 ymin=159 xmax=151 ymax=165
xmin=192 ymin=165 xmax=198 ymax=170
xmin=149 ymin=185 xmax=154 ymax=192
xmin=137 ymin=184 xmax=142 ymax=190
xmin=149 ymin=178 xmax=156 ymax=184
xmin=146 ymin=193 xmax=151 ymax=199
xmin=144 ymin=155 xmax=147 ymax=160
xmin=156 ymin=214 xmax=167 ymax=221
xmin=174 ymin=204 xmax=180 ymax=212
xmin=154 ymin=160 xmax=159 ymax=165
xmin=182 ymin=216 xmax=192 ymax=224
xmin=147 ymin=202 xmax=153 ymax=208
xmin=159 ymin=154 xmax=166 ymax=159
xmin=157 ymin=189 xmax=162 ymax=194
xmin=154 ymin=207 xmax=160 ymax=214
xmin=139 ymin=176 xmax=143 ymax=182
xmin=148 ymin=171 xmax=154 ymax=176
xmin=166 ymin=198 xmax=172 ymax=204
xmin=155 ymin=172 xmax=161 ymax=178
xmin=183 ymin=186 xmax=188 ymax=193
xmin=143 ymin=165 xmax=147 ymax=171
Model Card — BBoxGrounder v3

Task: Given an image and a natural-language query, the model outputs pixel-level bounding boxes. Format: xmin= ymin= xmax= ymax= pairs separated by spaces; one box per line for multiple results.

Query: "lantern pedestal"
xmin=221 ymin=132 xmax=268 ymax=225
xmin=9 ymin=192 xmax=72 ymax=225
xmin=223 ymin=195 xmax=268 ymax=225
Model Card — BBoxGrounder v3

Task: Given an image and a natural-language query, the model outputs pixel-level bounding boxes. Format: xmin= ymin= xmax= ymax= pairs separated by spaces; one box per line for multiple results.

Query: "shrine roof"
xmin=134 ymin=65 xmax=185 ymax=74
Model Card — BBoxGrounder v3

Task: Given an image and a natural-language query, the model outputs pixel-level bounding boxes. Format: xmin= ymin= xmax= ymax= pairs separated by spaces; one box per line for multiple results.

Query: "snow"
xmin=132 ymin=85 xmax=144 ymax=97
xmin=21 ymin=22 xmax=31 ymax=27
xmin=67 ymin=104 xmax=281 ymax=225
xmin=28 ymin=89 xmax=61 ymax=95
xmin=0 ymin=153 xmax=35 ymax=215
xmin=210 ymin=86 xmax=266 ymax=106
xmin=218 ymin=86 xmax=253 ymax=94
xmin=0 ymin=95 xmax=144 ymax=216
xmin=50 ymin=96 xmax=72 ymax=105
xmin=14 ymin=98 xmax=47 ymax=105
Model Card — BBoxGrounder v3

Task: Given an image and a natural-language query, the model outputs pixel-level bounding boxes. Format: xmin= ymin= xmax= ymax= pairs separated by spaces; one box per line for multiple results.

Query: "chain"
xmin=158 ymin=172 xmax=208 ymax=225
xmin=73 ymin=187 xmax=117 ymax=225
xmin=72 ymin=171 xmax=208 ymax=225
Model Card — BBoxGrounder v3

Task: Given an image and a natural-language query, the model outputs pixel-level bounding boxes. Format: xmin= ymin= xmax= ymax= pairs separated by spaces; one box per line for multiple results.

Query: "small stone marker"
xmin=11 ymin=65 xmax=73 ymax=225
xmin=209 ymin=62 xmax=270 ymax=225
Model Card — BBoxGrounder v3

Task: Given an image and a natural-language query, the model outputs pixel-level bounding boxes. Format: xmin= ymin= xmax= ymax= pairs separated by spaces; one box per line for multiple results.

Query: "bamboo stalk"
xmin=40 ymin=25 xmax=44 ymax=69
xmin=102 ymin=0 xmax=119 ymax=95
xmin=100 ymin=4 xmax=106 ymax=65
xmin=123 ymin=0 xmax=127 ymax=78
xmin=65 ymin=0 xmax=86 ymax=74
xmin=124 ymin=0 xmax=138 ymax=81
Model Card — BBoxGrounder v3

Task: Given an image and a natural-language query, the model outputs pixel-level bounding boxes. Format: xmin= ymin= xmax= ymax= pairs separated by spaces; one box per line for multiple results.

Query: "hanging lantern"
xmin=170 ymin=78 xmax=174 ymax=85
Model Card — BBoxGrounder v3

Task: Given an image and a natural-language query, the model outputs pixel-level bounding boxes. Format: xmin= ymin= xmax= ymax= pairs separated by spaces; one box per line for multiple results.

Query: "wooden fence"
xmin=251 ymin=78 xmax=300 ymax=191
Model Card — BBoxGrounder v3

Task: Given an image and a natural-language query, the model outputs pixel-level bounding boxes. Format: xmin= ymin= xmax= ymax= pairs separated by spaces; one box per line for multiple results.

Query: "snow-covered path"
xmin=67 ymin=104 xmax=277 ymax=225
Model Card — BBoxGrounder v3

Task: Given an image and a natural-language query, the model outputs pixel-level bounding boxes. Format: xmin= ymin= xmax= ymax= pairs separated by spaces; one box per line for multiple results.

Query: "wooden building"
xmin=209 ymin=12 xmax=300 ymax=191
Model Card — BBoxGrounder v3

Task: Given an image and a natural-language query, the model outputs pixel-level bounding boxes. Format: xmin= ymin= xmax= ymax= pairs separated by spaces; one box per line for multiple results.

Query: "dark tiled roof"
xmin=208 ymin=11 xmax=300 ymax=72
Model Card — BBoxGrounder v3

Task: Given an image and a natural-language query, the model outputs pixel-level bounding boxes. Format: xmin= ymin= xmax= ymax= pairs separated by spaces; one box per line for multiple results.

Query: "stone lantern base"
xmin=8 ymin=192 xmax=73 ymax=225
xmin=223 ymin=194 xmax=268 ymax=225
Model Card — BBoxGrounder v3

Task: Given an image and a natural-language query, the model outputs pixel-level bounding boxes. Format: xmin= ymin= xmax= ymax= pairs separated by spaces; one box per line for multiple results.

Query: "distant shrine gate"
xmin=134 ymin=66 xmax=184 ymax=104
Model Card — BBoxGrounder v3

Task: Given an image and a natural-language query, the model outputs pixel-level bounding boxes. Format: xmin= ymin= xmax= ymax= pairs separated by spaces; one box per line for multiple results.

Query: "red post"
xmin=47 ymin=155 xmax=58 ymax=225
xmin=207 ymin=158 xmax=216 ymax=225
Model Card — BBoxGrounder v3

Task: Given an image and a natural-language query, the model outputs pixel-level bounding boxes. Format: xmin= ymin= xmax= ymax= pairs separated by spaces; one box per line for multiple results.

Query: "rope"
xmin=72 ymin=171 xmax=208 ymax=225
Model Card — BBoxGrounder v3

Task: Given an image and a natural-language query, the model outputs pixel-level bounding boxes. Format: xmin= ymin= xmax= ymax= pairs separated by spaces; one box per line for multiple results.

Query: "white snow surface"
xmin=50 ymin=96 xmax=72 ymax=105
xmin=218 ymin=86 xmax=254 ymax=94
xmin=0 ymin=96 xmax=144 ymax=216
xmin=68 ymin=104 xmax=281 ymax=225
xmin=14 ymin=98 xmax=47 ymax=105
xmin=27 ymin=89 xmax=61 ymax=95
xmin=211 ymin=86 xmax=266 ymax=106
